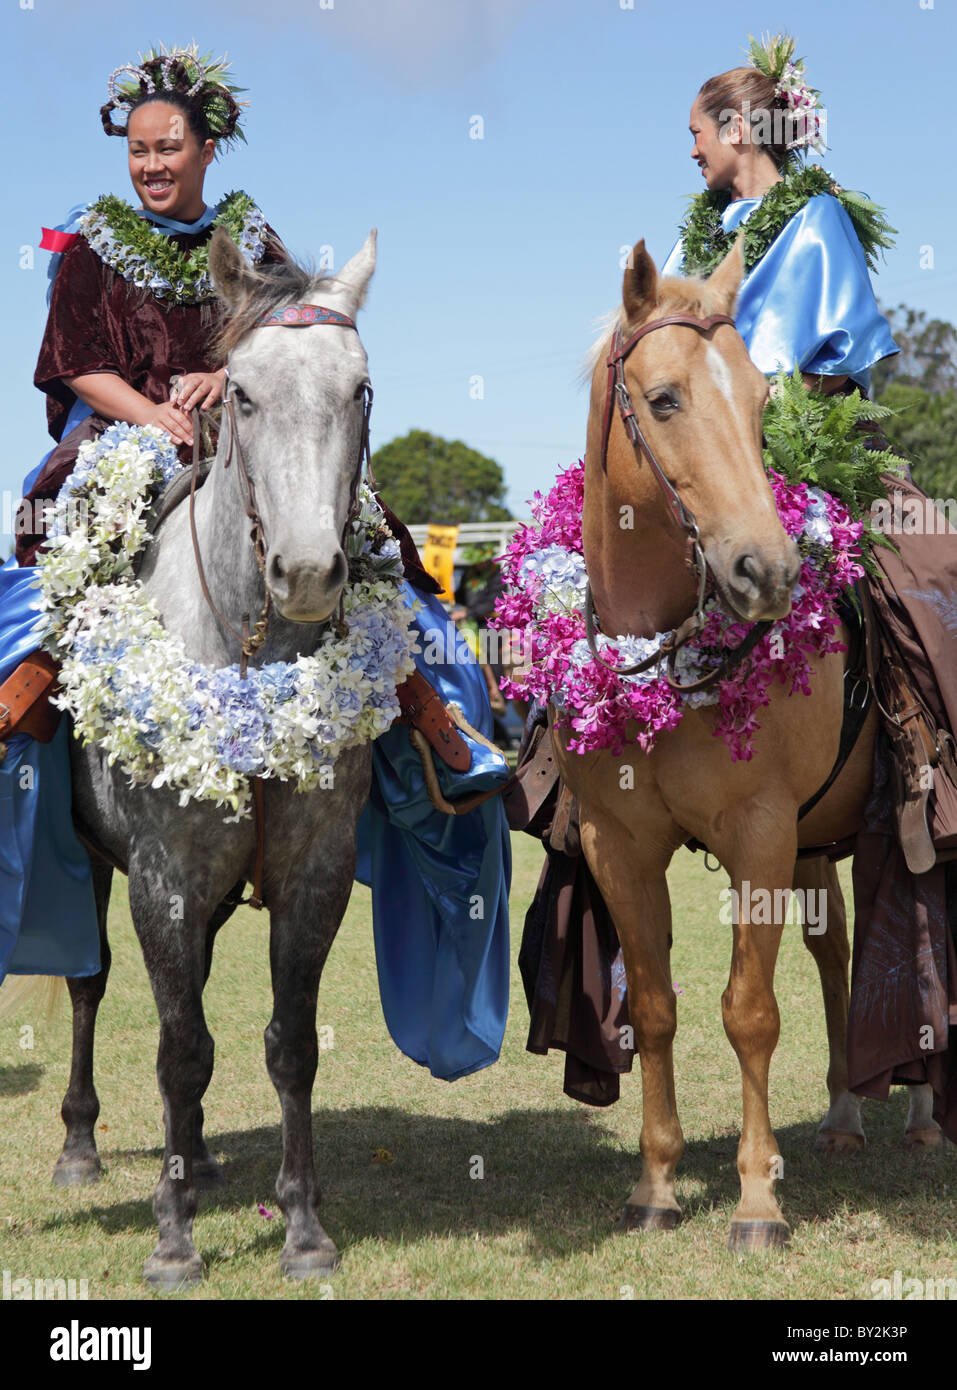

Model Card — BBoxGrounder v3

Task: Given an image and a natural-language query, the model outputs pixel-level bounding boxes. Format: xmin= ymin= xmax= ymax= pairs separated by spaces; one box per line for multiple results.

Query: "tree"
xmin=370 ymin=430 xmax=511 ymax=524
xmin=871 ymin=304 xmax=957 ymax=395
xmin=876 ymin=381 xmax=957 ymax=499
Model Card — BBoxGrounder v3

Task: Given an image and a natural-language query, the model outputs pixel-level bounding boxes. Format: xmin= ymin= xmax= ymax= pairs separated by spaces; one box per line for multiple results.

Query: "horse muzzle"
xmin=267 ymin=547 xmax=349 ymax=623
xmin=719 ymin=540 xmax=802 ymax=623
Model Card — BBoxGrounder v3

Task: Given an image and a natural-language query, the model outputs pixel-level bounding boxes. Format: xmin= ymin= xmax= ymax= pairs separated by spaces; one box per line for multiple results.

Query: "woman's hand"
xmin=141 ymin=400 xmax=194 ymax=448
xmin=171 ymin=369 xmax=226 ymax=414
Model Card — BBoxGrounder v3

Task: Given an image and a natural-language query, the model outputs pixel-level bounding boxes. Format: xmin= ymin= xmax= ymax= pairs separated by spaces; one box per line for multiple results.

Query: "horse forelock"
xmin=214 ymin=255 xmax=337 ymax=358
xmin=582 ymin=273 xmax=726 ymax=385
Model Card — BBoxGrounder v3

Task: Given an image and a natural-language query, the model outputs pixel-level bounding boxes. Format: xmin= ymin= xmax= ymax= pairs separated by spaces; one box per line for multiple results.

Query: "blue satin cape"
xmin=1 ymin=397 xmax=100 ymax=981
xmin=356 ymin=588 xmax=512 ymax=1080
xmin=661 ymin=192 xmax=899 ymax=388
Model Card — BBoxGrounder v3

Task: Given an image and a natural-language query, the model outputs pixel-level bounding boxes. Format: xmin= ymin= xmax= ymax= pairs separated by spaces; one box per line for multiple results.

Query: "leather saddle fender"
xmin=0 ymin=649 xmax=62 ymax=760
xmin=394 ymin=668 xmax=472 ymax=772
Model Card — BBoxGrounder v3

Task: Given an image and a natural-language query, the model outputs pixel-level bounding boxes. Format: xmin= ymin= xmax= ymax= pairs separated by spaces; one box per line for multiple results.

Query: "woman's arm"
xmin=65 ymin=371 xmax=195 ymax=447
xmin=802 ymin=372 xmax=849 ymax=395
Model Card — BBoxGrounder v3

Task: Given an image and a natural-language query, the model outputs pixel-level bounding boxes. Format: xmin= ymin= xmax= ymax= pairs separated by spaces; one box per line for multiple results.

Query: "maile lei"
xmin=79 ymin=189 xmax=268 ymax=304
xmin=32 ymin=423 xmax=418 ymax=820
xmin=492 ymin=370 xmax=903 ymax=762
xmin=678 ymin=164 xmax=897 ymax=277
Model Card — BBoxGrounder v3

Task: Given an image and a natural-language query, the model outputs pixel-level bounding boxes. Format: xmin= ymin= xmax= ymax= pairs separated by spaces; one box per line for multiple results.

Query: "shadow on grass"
xmin=0 ymin=1062 xmax=44 ymax=1096
xmin=37 ymin=1089 xmax=955 ymax=1258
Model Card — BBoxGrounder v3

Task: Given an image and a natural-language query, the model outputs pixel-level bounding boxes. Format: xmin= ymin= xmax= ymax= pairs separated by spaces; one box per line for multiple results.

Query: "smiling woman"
xmin=0 ymin=43 xmax=293 ymax=987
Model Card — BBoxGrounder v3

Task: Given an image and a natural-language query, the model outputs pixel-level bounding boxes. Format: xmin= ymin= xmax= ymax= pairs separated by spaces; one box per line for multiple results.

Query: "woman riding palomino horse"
xmin=508 ymin=33 xmax=952 ymax=1250
xmin=0 ymin=46 xmax=510 ymax=1272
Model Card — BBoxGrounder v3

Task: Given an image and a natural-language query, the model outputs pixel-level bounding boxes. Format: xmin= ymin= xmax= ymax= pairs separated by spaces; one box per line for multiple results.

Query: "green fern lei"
xmin=677 ymin=165 xmax=896 ymax=277
xmin=86 ymin=189 xmax=255 ymax=303
xmin=762 ymin=367 xmax=908 ymax=576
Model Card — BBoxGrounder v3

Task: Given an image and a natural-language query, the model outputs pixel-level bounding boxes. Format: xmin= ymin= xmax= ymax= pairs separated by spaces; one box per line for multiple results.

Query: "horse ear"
xmin=209 ymin=226 xmax=258 ymax=309
xmin=324 ymin=229 xmax=377 ymax=312
xmin=622 ymin=240 xmax=659 ymax=322
xmin=706 ymin=231 xmax=745 ymax=314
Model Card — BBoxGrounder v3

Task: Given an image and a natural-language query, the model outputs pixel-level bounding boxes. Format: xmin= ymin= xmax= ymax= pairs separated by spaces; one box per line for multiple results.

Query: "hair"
xmin=696 ymin=65 xmax=793 ymax=171
xmin=100 ymin=52 xmax=243 ymax=155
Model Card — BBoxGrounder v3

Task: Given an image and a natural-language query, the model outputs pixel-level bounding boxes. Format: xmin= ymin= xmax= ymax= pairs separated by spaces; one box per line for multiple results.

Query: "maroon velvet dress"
xmin=17 ymin=219 xmax=287 ymax=566
xmin=19 ymin=211 xmax=437 ymax=591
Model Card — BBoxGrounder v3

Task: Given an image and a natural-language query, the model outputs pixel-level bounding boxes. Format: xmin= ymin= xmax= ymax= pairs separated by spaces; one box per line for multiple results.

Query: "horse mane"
xmin=580 ymin=273 xmax=724 ymax=384
xmin=214 ymin=253 xmax=340 ymax=358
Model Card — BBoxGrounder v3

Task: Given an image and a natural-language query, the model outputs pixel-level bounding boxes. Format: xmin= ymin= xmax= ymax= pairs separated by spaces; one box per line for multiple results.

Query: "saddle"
xmin=0 ymin=649 xmax=61 ymax=762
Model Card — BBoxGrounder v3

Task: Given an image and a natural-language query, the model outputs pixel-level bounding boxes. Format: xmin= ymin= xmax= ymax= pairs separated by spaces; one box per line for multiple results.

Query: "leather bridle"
xmin=184 ymin=301 xmax=372 ymax=911
xmin=188 ymin=303 xmax=373 ymax=677
xmin=587 ymin=311 xmax=772 ymax=692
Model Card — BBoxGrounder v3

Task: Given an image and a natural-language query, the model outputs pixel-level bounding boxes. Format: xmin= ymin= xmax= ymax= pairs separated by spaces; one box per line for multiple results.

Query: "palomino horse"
xmin=553 ymin=236 xmax=935 ymax=1252
xmin=58 ymin=228 xmax=379 ymax=1288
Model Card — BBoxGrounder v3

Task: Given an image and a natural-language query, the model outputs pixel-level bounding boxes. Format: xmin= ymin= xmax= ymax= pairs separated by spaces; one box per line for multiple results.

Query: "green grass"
xmin=1 ymin=837 xmax=954 ymax=1300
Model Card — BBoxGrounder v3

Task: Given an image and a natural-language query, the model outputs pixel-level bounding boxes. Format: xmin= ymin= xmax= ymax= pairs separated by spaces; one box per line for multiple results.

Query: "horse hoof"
xmin=905 ymin=1127 xmax=943 ymax=1151
xmin=280 ymin=1242 xmax=340 ymax=1281
xmin=143 ymin=1253 xmax=204 ymax=1292
xmin=617 ymin=1204 xmax=681 ymax=1232
xmin=814 ymin=1128 xmax=865 ymax=1154
xmin=728 ymin=1220 xmax=790 ymax=1252
xmin=193 ymin=1157 xmax=227 ymax=1190
xmin=52 ymin=1155 xmax=102 ymax=1187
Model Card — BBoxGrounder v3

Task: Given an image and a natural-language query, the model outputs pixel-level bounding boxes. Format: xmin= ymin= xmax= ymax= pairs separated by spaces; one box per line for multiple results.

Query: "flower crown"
xmin=747 ymin=32 xmax=826 ymax=157
xmin=100 ymin=42 xmax=248 ymax=152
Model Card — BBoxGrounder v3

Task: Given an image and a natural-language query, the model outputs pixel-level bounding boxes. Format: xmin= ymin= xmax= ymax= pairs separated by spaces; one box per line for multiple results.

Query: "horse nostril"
xmin=329 ymin=551 xmax=347 ymax=589
xmin=270 ymin=553 xmax=286 ymax=583
xmin=733 ymin=553 xmax=760 ymax=589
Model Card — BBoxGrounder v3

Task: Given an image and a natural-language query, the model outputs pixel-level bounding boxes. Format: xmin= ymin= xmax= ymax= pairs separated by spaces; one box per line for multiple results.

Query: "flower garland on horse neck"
xmin=32 ymin=423 xmax=418 ymax=820
xmin=493 ymin=371 xmax=903 ymax=762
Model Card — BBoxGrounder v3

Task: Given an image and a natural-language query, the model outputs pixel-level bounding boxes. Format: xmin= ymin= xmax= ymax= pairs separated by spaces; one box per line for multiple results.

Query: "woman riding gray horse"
xmin=1 ymin=45 xmax=510 ymax=1160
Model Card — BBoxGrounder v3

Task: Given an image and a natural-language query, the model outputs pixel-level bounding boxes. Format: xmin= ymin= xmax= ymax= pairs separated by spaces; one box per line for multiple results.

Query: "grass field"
xmin=1 ymin=833 xmax=954 ymax=1301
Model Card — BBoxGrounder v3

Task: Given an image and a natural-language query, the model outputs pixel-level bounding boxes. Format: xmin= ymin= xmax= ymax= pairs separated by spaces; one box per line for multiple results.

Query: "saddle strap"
xmin=859 ymin=581 xmax=939 ymax=874
xmin=0 ymin=649 xmax=62 ymax=751
xmin=395 ymin=669 xmax=472 ymax=772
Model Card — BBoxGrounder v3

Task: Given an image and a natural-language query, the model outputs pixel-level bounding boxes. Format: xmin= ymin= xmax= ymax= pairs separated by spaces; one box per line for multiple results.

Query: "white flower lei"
xmin=79 ymin=191 xmax=268 ymax=303
xmin=32 ymin=423 xmax=419 ymax=820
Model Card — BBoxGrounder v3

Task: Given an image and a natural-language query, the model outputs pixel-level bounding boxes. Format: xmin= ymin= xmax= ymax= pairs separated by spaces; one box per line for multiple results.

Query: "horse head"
xmin=208 ymin=227 xmax=377 ymax=624
xmin=584 ymin=236 xmax=800 ymax=638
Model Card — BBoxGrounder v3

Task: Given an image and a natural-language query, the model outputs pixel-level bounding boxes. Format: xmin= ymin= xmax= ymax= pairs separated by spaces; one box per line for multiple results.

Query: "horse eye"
xmin=232 ymin=383 xmax=250 ymax=406
xmin=648 ymin=391 xmax=678 ymax=414
xmin=354 ymin=380 xmax=370 ymax=402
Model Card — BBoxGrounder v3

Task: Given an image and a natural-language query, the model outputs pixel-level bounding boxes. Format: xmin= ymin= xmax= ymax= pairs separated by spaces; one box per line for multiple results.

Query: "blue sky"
xmin=3 ymin=0 xmax=954 ymax=534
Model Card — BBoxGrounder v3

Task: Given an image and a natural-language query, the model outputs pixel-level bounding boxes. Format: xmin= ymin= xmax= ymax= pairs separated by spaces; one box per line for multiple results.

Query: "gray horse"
xmin=57 ymin=226 xmax=379 ymax=1289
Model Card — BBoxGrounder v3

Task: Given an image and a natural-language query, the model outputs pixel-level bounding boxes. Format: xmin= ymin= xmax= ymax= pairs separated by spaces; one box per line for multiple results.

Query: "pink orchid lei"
xmin=492 ymin=461 xmax=864 ymax=761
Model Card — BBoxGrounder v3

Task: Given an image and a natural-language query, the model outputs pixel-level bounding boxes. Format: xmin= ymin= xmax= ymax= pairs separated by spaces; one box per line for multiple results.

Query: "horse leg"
xmin=129 ymin=863 xmax=217 ymax=1291
xmin=905 ymin=1082 xmax=943 ymax=1149
xmin=795 ymin=856 xmax=865 ymax=1153
xmin=719 ymin=831 xmax=796 ymax=1250
xmin=580 ymin=818 xmax=683 ymax=1231
xmin=191 ymin=888 xmax=243 ymax=1192
xmin=265 ymin=855 xmax=354 ymax=1280
xmin=53 ymin=859 xmax=113 ymax=1187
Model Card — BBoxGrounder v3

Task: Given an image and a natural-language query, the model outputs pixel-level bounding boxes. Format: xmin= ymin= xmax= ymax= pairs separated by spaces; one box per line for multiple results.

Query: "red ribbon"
xmin=39 ymin=227 xmax=79 ymax=253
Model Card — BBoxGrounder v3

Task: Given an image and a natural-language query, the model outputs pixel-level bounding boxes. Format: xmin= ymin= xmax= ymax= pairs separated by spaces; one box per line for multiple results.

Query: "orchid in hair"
xmin=746 ymin=31 xmax=827 ymax=156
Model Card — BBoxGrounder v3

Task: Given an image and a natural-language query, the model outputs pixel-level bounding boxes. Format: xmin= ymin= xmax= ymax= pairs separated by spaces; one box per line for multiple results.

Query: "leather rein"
xmin=587 ymin=312 xmax=772 ymax=692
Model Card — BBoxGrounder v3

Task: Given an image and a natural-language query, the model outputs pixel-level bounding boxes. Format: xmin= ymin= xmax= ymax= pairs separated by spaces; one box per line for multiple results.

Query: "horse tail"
xmin=0 ymin=975 xmax=67 ymax=1023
